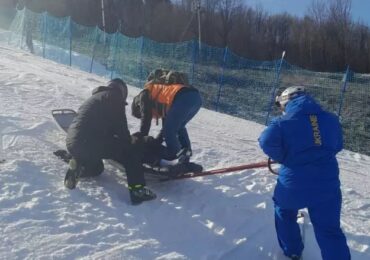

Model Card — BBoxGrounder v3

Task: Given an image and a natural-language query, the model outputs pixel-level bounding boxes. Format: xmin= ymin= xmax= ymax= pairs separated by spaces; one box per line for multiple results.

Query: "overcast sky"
xmin=246 ymin=0 xmax=370 ymax=25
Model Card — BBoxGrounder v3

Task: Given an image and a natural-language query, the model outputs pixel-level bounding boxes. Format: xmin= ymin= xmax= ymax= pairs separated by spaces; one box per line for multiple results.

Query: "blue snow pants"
xmin=163 ymin=89 xmax=202 ymax=160
xmin=274 ymin=188 xmax=350 ymax=259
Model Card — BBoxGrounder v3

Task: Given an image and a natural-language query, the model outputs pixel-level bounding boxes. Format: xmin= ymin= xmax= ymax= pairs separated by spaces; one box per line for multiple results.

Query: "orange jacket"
xmin=145 ymin=83 xmax=185 ymax=118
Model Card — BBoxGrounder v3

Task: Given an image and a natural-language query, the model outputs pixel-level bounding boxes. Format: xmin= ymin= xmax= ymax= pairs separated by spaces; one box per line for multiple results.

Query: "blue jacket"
xmin=259 ymin=95 xmax=343 ymax=206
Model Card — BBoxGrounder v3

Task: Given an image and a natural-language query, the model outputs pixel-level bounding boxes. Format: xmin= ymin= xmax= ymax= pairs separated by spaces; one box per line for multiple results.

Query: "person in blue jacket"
xmin=259 ymin=86 xmax=350 ymax=260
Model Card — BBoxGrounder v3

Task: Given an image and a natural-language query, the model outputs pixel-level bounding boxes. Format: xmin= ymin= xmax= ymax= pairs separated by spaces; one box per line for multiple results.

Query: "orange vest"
xmin=145 ymin=83 xmax=185 ymax=118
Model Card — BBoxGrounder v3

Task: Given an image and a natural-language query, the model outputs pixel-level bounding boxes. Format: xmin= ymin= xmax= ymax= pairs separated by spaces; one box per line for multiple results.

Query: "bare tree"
xmin=16 ymin=0 xmax=370 ymax=72
xmin=217 ymin=0 xmax=241 ymax=47
xmin=201 ymin=0 xmax=221 ymax=45
xmin=327 ymin=0 xmax=352 ymax=69
xmin=307 ymin=0 xmax=329 ymax=69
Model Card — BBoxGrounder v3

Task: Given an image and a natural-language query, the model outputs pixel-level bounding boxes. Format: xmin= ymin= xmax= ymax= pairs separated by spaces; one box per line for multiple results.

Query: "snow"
xmin=0 ymin=43 xmax=369 ymax=259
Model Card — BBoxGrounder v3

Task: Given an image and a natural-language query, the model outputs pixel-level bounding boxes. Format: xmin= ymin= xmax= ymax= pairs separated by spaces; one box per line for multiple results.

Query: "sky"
xmin=0 ymin=33 xmax=370 ymax=259
xmin=246 ymin=0 xmax=370 ymax=25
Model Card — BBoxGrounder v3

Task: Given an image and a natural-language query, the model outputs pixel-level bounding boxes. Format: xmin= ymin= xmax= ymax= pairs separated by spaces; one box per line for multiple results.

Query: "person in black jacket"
xmin=65 ymin=78 xmax=156 ymax=205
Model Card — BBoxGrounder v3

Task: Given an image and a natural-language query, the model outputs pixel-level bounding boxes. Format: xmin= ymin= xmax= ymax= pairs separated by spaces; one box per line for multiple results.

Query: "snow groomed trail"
xmin=0 ymin=44 xmax=369 ymax=259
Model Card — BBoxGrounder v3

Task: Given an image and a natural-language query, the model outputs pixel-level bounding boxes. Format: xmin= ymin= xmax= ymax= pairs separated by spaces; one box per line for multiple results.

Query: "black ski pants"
xmin=67 ymin=136 xmax=163 ymax=187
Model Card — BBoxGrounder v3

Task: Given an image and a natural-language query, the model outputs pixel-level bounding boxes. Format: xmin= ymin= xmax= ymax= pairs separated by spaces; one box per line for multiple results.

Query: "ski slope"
xmin=0 ymin=43 xmax=369 ymax=259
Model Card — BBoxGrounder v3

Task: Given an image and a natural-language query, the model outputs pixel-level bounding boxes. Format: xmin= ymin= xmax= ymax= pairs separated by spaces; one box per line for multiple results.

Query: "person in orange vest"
xmin=131 ymin=70 xmax=202 ymax=165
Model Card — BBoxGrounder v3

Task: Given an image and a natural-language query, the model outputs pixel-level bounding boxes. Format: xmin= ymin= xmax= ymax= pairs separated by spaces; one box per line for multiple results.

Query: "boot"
xmin=177 ymin=148 xmax=192 ymax=164
xmin=129 ymin=185 xmax=156 ymax=205
xmin=64 ymin=158 xmax=81 ymax=189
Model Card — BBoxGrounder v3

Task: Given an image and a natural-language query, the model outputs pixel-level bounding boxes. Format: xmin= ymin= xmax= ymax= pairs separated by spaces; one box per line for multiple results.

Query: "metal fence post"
xmin=69 ymin=16 xmax=72 ymax=67
xmin=215 ymin=47 xmax=228 ymax=112
xmin=20 ymin=8 xmax=26 ymax=49
xmin=110 ymin=25 xmax=120 ymax=79
xmin=265 ymin=51 xmax=286 ymax=125
xmin=337 ymin=65 xmax=351 ymax=117
xmin=138 ymin=36 xmax=144 ymax=87
xmin=89 ymin=26 xmax=99 ymax=73
xmin=190 ymin=38 xmax=197 ymax=85
xmin=42 ymin=12 xmax=47 ymax=58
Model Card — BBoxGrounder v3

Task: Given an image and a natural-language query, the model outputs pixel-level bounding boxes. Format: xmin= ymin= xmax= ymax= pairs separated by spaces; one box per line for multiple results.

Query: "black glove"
xmin=132 ymin=131 xmax=144 ymax=138
xmin=154 ymin=131 xmax=164 ymax=145
xmin=131 ymin=133 xmax=144 ymax=145
xmin=142 ymin=135 xmax=155 ymax=144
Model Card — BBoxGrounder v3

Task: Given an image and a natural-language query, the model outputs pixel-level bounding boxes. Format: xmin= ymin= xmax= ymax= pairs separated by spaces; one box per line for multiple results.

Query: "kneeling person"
xmin=65 ymin=78 xmax=156 ymax=205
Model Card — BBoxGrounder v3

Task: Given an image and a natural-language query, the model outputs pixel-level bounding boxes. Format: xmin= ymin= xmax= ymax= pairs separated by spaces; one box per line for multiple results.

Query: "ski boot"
xmin=289 ymin=255 xmax=301 ymax=260
xmin=64 ymin=158 xmax=81 ymax=189
xmin=177 ymin=148 xmax=192 ymax=164
xmin=164 ymin=161 xmax=203 ymax=179
xmin=129 ymin=185 xmax=157 ymax=205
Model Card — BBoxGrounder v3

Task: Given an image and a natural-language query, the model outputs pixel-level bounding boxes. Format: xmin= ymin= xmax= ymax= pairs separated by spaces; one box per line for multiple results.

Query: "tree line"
xmin=6 ymin=0 xmax=370 ymax=73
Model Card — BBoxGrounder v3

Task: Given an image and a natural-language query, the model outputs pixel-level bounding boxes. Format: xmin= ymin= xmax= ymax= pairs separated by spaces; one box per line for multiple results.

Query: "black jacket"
xmin=66 ymin=84 xmax=131 ymax=157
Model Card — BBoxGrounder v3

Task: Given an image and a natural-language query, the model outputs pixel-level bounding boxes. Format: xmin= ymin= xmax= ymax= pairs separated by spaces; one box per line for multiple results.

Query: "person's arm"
xmin=139 ymin=90 xmax=152 ymax=136
xmin=107 ymin=91 xmax=132 ymax=145
xmin=117 ymin=108 xmax=132 ymax=145
xmin=258 ymin=119 xmax=285 ymax=163
xmin=152 ymin=118 xmax=164 ymax=143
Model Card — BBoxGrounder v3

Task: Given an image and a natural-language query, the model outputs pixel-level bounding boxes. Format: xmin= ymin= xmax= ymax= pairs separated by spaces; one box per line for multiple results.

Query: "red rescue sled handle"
xmin=174 ymin=160 xmax=278 ymax=180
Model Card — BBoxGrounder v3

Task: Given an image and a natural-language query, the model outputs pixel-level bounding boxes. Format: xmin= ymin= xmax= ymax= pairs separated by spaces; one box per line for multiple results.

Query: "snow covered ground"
xmin=0 ymin=43 xmax=369 ymax=259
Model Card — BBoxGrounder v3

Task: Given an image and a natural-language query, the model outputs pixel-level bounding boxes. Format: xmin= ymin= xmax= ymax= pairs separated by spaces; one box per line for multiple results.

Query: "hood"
xmin=92 ymin=85 xmax=112 ymax=95
xmin=91 ymin=85 xmax=128 ymax=105
xmin=285 ymin=95 xmax=322 ymax=115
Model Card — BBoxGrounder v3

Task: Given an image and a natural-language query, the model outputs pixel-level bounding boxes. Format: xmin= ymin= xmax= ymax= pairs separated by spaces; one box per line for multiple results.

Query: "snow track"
xmin=0 ymin=43 xmax=369 ymax=259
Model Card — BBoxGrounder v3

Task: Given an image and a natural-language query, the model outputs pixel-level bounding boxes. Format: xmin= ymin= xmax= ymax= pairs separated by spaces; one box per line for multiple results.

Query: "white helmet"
xmin=275 ymin=86 xmax=306 ymax=107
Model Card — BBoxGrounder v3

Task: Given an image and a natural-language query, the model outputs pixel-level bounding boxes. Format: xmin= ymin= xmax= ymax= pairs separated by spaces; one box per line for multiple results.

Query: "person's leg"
xmin=78 ymin=159 xmax=104 ymax=178
xmin=178 ymin=127 xmax=191 ymax=151
xmin=109 ymin=147 xmax=146 ymax=187
xmin=69 ymin=146 xmax=104 ymax=177
xmin=178 ymin=91 xmax=202 ymax=149
xmin=274 ymin=203 xmax=304 ymax=257
xmin=163 ymin=112 xmax=185 ymax=160
xmin=106 ymin=144 xmax=156 ymax=205
xmin=64 ymin=145 xmax=104 ymax=189
xmin=308 ymin=190 xmax=350 ymax=260
xmin=164 ymin=91 xmax=202 ymax=159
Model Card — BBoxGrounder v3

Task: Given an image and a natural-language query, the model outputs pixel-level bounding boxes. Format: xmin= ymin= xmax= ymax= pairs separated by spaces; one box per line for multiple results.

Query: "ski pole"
xmin=174 ymin=160 xmax=277 ymax=180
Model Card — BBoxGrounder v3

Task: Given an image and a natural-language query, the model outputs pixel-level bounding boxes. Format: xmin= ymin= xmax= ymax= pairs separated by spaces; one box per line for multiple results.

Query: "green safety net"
xmin=339 ymin=74 xmax=370 ymax=155
xmin=219 ymin=49 xmax=277 ymax=124
xmin=43 ymin=14 xmax=71 ymax=65
xmin=4 ymin=8 xmax=370 ymax=156
xmin=70 ymin=22 xmax=98 ymax=72
xmin=110 ymin=34 xmax=142 ymax=87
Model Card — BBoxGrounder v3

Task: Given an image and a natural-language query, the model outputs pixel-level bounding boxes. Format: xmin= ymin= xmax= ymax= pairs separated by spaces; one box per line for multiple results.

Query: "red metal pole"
xmin=173 ymin=160 xmax=276 ymax=180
